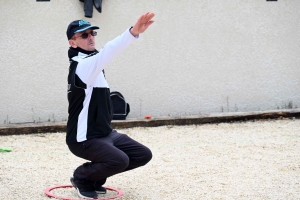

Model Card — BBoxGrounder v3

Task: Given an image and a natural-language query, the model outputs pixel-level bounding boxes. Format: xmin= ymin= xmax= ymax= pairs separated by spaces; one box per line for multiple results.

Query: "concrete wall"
xmin=1 ymin=0 xmax=299 ymax=124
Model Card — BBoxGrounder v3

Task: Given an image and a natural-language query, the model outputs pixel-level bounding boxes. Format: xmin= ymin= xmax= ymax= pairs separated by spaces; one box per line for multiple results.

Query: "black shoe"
xmin=70 ymin=177 xmax=98 ymax=199
xmin=95 ymin=185 xmax=106 ymax=194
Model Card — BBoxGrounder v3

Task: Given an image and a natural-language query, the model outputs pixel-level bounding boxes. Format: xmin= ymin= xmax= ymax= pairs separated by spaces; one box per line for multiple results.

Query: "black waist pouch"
xmin=110 ymin=91 xmax=130 ymax=120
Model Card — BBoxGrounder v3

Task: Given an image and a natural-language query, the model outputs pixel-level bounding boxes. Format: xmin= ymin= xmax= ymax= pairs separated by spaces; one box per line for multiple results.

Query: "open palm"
xmin=131 ymin=12 xmax=155 ymax=36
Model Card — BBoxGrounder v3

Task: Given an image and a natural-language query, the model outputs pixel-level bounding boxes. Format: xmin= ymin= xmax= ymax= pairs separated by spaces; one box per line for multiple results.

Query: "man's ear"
xmin=69 ymin=39 xmax=77 ymax=48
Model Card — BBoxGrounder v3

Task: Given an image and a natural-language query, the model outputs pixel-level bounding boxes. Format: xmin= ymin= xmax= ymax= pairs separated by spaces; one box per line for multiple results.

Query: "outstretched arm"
xmin=130 ymin=12 xmax=155 ymax=37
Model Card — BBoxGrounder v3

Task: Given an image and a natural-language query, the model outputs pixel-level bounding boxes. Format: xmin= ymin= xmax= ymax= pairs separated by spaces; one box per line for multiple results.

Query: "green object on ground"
xmin=0 ymin=148 xmax=12 ymax=152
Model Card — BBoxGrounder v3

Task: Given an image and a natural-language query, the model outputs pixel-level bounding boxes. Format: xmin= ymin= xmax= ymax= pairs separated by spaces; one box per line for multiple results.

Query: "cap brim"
xmin=74 ymin=25 xmax=99 ymax=33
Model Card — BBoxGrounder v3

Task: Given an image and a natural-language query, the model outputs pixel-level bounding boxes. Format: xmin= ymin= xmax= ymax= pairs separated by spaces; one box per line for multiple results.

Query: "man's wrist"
xmin=129 ymin=26 xmax=139 ymax=37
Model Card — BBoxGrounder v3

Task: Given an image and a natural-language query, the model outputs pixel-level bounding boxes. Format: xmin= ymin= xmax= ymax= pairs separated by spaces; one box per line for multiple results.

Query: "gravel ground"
xmin=0 ymin=118 xmax=300 ymax=200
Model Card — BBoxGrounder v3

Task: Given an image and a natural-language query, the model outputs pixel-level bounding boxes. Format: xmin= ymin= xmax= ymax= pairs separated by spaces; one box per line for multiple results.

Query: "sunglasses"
xmin=73 ymin=31 xmax=97 ymax=39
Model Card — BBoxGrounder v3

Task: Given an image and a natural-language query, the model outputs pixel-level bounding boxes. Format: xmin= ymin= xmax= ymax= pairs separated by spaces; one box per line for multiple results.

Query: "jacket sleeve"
xmin=75 ymin=28 xmax=138 ymax=87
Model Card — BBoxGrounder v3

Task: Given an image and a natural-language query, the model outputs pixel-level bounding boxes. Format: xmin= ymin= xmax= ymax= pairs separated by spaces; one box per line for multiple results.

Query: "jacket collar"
xmin=68 ymin=47 xmax=98 ymax=61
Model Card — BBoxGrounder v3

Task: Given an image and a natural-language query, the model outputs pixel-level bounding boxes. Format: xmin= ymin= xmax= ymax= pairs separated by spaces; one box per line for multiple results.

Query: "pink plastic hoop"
xmin=44 ymin=184 xmax=123 ymax=200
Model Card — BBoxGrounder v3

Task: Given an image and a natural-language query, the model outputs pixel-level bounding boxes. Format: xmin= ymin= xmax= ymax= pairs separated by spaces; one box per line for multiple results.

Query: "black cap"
xmin=66 ymin=20 xmax=99 ymax=40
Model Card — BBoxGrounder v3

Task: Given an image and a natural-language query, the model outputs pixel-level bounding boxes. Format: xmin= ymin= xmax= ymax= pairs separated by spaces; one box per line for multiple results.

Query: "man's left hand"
xmin=130 ymin=12 xmax=155 ymax=36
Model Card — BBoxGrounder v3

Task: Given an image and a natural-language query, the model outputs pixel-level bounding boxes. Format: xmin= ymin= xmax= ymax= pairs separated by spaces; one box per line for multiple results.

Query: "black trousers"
xmin=68 ymin=130 xmax=152 ymax=191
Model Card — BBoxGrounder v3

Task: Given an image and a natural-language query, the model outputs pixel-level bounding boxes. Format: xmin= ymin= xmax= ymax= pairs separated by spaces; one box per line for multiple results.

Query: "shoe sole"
xmin=77 ymin=190 xmax=97 ymax=199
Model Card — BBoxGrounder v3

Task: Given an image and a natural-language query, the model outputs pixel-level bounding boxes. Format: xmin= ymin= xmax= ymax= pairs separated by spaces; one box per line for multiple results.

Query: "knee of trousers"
xmin=132 ymin=147 xmax=153 ymax=167
xmin=141 ymin=148 xmax=153 ymax=165
xmin=107 ymin=154 xmax=129 ymax=172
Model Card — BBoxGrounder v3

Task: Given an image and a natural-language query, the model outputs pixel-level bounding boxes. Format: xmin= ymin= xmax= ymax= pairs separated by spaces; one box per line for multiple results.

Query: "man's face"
xmin=69 ymin=28 xmax=96 ymax=51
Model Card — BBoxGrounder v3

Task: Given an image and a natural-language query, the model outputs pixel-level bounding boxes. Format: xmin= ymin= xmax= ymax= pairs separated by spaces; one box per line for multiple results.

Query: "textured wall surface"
xmin=0 ymin=0 xmax=299 ymax=124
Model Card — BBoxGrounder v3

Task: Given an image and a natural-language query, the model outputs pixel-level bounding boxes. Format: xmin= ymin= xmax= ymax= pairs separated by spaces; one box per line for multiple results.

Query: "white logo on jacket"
xmin=68 ymin=84 xmax=71 ymax=93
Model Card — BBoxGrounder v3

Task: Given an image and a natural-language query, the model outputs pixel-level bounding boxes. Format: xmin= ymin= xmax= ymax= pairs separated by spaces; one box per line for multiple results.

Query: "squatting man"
xmin=65 ymin=12 xmax=155 ymax=199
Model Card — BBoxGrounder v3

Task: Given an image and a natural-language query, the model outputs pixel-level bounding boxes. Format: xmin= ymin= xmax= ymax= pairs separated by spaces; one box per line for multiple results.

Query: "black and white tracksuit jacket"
xmin=66 ymin=28 xmax=137 ymax=144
